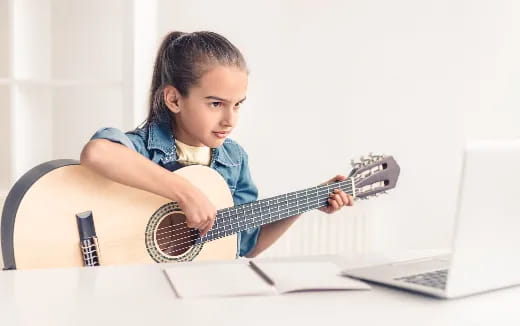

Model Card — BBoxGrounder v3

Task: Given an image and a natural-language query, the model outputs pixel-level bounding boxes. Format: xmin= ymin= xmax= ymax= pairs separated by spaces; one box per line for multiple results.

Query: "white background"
xmin=1 ymin=0 xmax=519 ymax=262
xmin=156 ymin=0 xmax=520 ymax=252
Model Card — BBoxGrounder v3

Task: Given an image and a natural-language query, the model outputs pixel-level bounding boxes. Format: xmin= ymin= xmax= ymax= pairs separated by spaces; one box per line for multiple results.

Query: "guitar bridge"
xmin=76 ymin=211 xmax=100 ymax=267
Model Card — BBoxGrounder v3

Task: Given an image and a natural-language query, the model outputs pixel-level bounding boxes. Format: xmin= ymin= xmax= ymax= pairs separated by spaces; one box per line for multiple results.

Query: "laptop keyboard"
xmin=394 ymin=269 xmax=448 ymax=289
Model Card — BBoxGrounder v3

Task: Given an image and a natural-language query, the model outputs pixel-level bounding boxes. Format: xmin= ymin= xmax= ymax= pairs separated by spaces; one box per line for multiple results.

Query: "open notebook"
xmin=163 ymin=260 xmax=371 ymax=299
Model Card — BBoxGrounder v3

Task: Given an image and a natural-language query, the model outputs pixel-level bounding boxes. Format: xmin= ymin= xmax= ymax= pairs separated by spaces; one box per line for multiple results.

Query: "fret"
xmin=296 ymin=189 xmax=305 ymax=199
xmin=305 ymin=188 xmax=310 ymax=212
xmin=269 ymin=197 xmax=276 ymax=222
xmin=288 ymin=198 xmax=297 ymax=208
xmin=275 ymin=198 xmax=282 ymax=224
xmin=230 ymin=213 xmax=237 ymax=230
xmin=203 ymin=181 xmax=354 ymax=243
xmin=296 ymin=203 xmax=307 ymax=213
xmin=246 ymin=203 xmax=253 ymax=220
xmin=297 ymin=190 xmax=305 ymax=214
xmin=269 ymin=201 xmax=273 ymax=223
xmin=227 ymin=209 xmax=234 ymax=225
xmin=287 ymin=192 xmax=297 ymax=208
xmin=315 ymin=186 xmax=319 ymax=209
xmin=327 ymin=182 xmax=334 ymax=193
xmin=265 ymin=199 xmax=271 ymax=223
xmin=214 ymin=212 xmax=219 ymax=230
xmin=258 ymin=204 xmax=263 ymax=225
xmin=228 ymin=211 xmax=237 ymax=222
xmin=253 ymin=204 xmax=261 ymax=218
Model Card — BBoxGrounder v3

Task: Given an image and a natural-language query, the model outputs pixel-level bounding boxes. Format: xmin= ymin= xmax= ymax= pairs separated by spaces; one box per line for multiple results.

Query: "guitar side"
xmin=3 ymin=161 xmax=237 ymax=270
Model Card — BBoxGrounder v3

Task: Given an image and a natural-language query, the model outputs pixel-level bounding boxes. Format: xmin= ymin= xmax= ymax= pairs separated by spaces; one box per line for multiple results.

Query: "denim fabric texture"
xmin=90 ymin=118 xmax=261 ymax=257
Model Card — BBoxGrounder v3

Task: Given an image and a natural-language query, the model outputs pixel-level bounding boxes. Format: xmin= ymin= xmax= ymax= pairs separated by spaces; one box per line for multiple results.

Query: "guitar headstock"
xmin=349 ymin=154 xmax=400 ymax=199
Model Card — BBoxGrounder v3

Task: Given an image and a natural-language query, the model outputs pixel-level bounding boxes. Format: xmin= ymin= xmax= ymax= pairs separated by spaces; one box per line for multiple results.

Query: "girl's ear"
xmin=163 ymin=85 xmax=182 ymax=113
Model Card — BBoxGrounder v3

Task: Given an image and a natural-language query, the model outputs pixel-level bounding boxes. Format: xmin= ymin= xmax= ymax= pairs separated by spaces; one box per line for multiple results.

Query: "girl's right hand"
xmin=175 ymin=181 xmax=217 ymax=238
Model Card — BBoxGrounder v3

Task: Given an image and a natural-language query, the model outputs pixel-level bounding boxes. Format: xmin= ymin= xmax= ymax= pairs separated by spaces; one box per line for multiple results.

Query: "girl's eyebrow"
xmin=205 ymin=96 xmax=247 ymax=103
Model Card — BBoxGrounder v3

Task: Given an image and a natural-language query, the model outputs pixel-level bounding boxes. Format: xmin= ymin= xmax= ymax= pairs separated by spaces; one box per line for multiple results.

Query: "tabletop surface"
xmin=1 ymin=250 xmax=519 ymax=326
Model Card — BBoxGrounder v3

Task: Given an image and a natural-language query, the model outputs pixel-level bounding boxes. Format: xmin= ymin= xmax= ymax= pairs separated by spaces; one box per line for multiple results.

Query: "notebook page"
xmin=163 ymin=262 xmax=277 ymax=298
xmin=251 ymin=261 xmax=371 ymax=293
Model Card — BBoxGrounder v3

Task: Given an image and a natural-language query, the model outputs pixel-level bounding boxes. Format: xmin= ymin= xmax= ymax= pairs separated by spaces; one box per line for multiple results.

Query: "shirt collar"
xmin=147 ymin=119 xmax=177 ymax=161
xmin=146 ymin=119 xmax=237 ymax=167
xmin=213 ymin=142 xmax=239 ymax=166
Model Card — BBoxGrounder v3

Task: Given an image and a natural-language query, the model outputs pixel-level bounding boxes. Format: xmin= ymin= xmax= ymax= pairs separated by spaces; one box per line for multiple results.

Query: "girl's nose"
xmin=221 ymin=107 xmax=236 ymax=126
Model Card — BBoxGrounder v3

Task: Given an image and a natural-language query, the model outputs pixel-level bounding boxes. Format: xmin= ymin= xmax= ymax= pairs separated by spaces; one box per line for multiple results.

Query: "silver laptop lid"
xmin=446 ymin=139 xmax=520 ymax=298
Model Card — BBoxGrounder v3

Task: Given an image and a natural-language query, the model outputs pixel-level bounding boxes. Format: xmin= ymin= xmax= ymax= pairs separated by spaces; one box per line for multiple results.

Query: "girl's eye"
xmin=210 ymin=102 xmax=222 ymax=108
xmin=234 ymin=102 xmax=242 ymax=109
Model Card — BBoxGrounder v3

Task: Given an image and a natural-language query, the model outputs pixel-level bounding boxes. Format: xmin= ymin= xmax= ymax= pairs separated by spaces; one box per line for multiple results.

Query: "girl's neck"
xmin=175 ymin=138 xmax=208 ymax=149
xmin=172 ymin=123 xmax=207 ymax=148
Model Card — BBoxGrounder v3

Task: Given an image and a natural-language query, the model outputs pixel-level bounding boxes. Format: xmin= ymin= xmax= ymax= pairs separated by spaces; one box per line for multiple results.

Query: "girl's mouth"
xmin=213 ymin=131 xmax=229 ymax=138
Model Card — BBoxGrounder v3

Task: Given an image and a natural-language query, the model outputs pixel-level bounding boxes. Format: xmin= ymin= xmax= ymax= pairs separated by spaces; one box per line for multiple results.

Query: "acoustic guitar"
xmin=1 ymin=154 xmax=399 ymax=270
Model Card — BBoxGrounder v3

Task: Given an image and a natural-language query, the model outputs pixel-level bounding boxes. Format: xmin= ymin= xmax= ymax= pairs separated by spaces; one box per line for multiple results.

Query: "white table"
xmin=1 ymin=251 xmax=519 ymax=326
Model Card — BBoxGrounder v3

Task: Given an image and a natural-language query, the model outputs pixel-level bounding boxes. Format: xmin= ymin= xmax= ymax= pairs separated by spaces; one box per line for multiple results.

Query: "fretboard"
xmin=198 ymin=179 xmax=354 ymax=244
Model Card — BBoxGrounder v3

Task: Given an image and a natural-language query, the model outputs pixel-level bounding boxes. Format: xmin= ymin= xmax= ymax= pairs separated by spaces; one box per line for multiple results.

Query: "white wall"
xmin=1 ymin=0 xmax=518 ymax=259
xmin=158 ymin=0 xmax=520 ymax=253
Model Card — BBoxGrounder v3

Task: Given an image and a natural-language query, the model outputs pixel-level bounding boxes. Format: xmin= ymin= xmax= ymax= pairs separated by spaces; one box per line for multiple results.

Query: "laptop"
xmin=342 ymin=139 xmax=520 ymax=299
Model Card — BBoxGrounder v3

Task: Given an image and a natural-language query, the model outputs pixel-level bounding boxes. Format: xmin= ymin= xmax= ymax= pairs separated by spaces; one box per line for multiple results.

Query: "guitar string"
xmin=154 ymin=183 xmax=359 ymax=245
xmin=161 ymin=188 xmax=363 ymax=256
xmin=162 ymin=187 xmax=362 ymax=256
xmin=152 ymin=176 xmax=364 ymax=236
xmin=158 ymin=191 xmax=350 ymax=251
xmin=151 ymin=178 xmax=362 ymax=244
xmin=156 ymin=185 xmax=360 ymax=252
xmin=163 ymin=187 xmax=362 ymax=256
xmin=153 ymin=180 xmax=360 ymax=239
xmin=154 ymin=179 xmax=363 ymax=244
xmin=149 ymin=171 xmax=379 ymax=254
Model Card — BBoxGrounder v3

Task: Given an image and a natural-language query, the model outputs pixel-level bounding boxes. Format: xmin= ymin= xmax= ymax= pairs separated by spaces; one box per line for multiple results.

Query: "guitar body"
xmin=2 ymin=160 xmax=237 ymax=270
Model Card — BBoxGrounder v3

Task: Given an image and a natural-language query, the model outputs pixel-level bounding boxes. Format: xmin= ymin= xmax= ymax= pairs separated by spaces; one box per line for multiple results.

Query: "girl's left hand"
xmin=318 ymin=175 xmax=354 ymax=214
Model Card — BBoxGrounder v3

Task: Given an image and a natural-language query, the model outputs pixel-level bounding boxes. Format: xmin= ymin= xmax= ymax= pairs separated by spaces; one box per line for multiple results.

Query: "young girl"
xmin=80 ymin=31 xmax=353 ymax=258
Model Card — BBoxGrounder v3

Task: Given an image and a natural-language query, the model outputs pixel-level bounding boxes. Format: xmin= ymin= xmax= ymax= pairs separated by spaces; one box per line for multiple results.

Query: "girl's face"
xmin=166 ymin=65 xmax=248 ymax=148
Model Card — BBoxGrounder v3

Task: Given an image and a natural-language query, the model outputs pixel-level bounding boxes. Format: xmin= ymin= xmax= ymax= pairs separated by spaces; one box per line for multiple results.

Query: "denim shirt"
xmin=90 ymin=119 xmax=261 ymax=257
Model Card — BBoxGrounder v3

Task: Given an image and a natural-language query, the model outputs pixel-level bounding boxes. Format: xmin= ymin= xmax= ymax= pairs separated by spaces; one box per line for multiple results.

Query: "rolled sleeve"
xmin=234 ymin=147 xmax=261 ymax=257
xmin=90 ymin=127 xmax=149 ymax=158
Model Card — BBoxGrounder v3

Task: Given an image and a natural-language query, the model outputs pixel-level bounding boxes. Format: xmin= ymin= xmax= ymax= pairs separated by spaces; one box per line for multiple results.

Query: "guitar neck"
xmin=199 ymin=178 xmax=355 ymax=243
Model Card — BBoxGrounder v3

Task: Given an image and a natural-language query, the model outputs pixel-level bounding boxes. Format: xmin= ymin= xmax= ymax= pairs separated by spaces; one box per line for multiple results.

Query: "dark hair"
xmin=147 ymin=31 xmax=248 ymax=124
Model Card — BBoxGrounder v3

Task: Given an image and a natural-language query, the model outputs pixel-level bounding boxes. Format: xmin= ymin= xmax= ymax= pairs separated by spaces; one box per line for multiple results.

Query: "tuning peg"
xmin=369 ymin=153 xmax=385 ymax=161
xmin=362 ymin=158 xmax=372 ymax=166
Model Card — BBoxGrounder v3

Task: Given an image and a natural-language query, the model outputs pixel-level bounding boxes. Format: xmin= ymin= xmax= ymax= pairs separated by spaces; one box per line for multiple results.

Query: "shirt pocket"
xmin=213 ymin=163 xmax=240 ymax=194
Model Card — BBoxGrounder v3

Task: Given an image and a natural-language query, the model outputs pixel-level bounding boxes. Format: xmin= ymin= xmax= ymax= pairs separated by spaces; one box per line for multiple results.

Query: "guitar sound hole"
xmin=156 ymin=213 xmax=198 ymax=257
